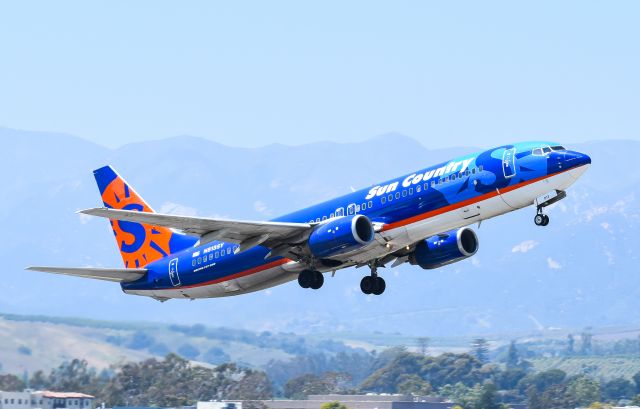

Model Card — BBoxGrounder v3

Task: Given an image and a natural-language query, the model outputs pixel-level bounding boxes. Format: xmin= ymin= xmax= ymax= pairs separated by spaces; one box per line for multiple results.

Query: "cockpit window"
xmin=532 ymin=148 xmax=544 ymax=156
xmin=542 ymin=146 xmax=552 ymax=154
xmin=551 ymin=145 xmax=566 ymax=151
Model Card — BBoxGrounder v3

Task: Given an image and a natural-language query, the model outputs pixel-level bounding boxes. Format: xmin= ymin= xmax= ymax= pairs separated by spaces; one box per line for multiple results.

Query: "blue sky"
xmin=1 ymin=1 xmax=639 ymax=148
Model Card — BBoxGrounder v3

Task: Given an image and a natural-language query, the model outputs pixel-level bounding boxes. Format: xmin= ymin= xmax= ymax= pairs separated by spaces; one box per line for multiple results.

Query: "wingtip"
xmin=77 ymin=207 xmax=102 ymax=215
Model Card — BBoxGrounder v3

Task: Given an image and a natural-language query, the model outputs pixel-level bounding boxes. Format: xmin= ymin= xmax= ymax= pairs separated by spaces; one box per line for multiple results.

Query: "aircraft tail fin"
xmin=93 ymin=166 xmax=197 ymax=268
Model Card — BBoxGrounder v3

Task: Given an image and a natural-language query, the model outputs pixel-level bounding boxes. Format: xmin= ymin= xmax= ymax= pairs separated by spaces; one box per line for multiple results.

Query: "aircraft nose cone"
xmin=563 ymin=150 xmax=591 ymax=169
xmin=576 ymin=151 xmax=592 ymax=167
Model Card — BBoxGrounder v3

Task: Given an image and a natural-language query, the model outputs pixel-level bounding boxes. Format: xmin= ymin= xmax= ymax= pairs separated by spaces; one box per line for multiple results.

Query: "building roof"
xmin=37 ymin=391 xmax=95 ymax=399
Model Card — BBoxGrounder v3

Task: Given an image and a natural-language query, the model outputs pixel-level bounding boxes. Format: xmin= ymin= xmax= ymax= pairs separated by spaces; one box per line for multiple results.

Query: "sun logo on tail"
xmin=99 ymin=171 xmax=174 ymax=268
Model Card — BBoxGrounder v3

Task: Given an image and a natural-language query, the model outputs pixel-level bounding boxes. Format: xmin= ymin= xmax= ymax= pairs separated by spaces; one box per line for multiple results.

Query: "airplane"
xmin=28 ymin=141 xmax=591 ymax=299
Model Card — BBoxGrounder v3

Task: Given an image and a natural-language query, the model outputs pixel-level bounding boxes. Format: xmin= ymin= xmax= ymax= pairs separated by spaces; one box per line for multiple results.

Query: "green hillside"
xmin=531 ymin=356 xmax=640 ymax=380
xmin=0 ymin=313 xmax=353 ymax=374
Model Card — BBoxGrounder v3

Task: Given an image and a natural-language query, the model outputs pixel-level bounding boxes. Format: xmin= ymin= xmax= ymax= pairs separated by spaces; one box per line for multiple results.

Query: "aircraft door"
xmin=169 ymin=258 xmax=181 ymax=287
xmin=502 ymin=147 xmax=516 ymax=178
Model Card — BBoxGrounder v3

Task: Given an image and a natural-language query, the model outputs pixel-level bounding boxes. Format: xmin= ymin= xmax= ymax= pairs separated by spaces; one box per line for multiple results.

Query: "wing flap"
xmin=27 ymin=266 xmax=147 ymax=283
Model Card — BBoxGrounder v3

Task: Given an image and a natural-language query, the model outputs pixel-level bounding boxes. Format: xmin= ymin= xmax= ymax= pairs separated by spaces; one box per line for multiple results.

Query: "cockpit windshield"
xmin=532 ymin=144 xmax=565 ymax=156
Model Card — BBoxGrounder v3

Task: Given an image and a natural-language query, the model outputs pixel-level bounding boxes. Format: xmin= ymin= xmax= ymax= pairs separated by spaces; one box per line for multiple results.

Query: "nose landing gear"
xmin=533 ymin=190 xmax=566 ymax=227
xmin=534 ymin=210 xmax=549 ymax=226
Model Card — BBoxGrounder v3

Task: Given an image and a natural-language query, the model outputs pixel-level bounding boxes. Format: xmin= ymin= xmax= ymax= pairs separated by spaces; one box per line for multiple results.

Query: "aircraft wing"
xmin=26 ymin=266 xmax=147 ymax=282
xmin=79 ymin=207 xmax=314 ymax=256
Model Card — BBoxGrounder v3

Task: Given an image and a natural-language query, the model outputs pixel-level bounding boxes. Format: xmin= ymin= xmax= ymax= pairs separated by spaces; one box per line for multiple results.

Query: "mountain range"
xmin=1 ymin=127 xmax=638 ymax=337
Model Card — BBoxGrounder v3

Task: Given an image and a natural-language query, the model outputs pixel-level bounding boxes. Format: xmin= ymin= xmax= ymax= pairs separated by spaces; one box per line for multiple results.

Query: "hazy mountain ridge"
xmin=1 ymin=127 xmax=637 ymax=336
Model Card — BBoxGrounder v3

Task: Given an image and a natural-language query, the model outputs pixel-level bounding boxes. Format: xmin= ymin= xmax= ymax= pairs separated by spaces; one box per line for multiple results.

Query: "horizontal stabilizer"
xmin=26 ymin=266 xmax=147 ymax=283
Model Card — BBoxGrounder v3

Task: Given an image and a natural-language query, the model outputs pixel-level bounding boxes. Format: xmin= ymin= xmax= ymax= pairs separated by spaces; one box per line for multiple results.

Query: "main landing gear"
xmin=360 ymin=263 xmax=386 ymax=295
xmin=298 ymin=270 xmax=324 ymax=290
xmin=534 ymin=207 xmax=550 ymax=226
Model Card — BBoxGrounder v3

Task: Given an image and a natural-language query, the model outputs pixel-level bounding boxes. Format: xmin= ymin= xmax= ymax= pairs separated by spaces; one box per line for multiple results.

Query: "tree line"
xmin=3 ymin=339 xmax=640 ymax=408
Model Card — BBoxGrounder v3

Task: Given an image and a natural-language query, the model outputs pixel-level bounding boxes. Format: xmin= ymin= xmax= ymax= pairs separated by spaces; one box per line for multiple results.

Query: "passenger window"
xmin=479 ymin=165 xmax=484 ymax=171
xmin=368 ymin=201 xmax=372 ymax=208
xmin=362 ymin=202 xmax=366 ymax=210
xmin=197 ymin=257 xmax=202 ymax=265
xmin=215 ymin=251 xmax=219 ymax=258
xmin=330 ymin=213 xmax=334 ymax=218
xmin=192 ymin=259 xmax=196 ymax=266
xmin=431 ymin=180 xmax=436 ymax=187
xmin=409 ymin=188 xmax=413 ymax=195
xmin=322 ymin=216 xmax=327 ymax=220
xmin=416 ymin=186 xmax=421 ymax=193
xmin=316 ymin=218 xmax=320 ymax=222
xmin=220 ymin=250 xmax=224 ymax=257
xmin=395 ymin=192 xmax=400 ymax=199
xmin=402 ymin=190 xmax=407 ymax=197
xmin=227 ymin=248 xmax=231 ymax=255
xmin=424 ymin=183 xmax=428 ymax=190
xmin=388 ymin=194 xmax=393 ymax=201
xmin=209 ymin=253 xmax=213 ymax=260
xmin=451 ymin=174 xmax=456 ymax=180
xmin=466 ymin=170 xmax=470 ymax=176
xmin=381 ymin=197 xmax=386 ymax=204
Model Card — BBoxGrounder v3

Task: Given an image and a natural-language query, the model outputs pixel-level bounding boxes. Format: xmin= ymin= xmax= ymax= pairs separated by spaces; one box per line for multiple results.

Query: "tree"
xmin=396 ymin=374 xmax=431 ymax=395
xmin=126 ymin=331 xmax=155 ymax=350
xmin=539 ymin=384 xmax=576 ymax=409
xmin=177 ymin=343 xmax=200 ymax=360
xmin=283 ymin=372 xmax=351 ymax=399
xmin=567 ymin=334 xmax=575 ymax=356
xmin=100 ymin=354 xmax=272 ymax=406
xmin=0 ymin=374 xmax=25 ymax=391
xmin=475 ymin=382 xmax=500 ymax=409
xmin=320 ymin=402 xmax=348 ymax=409
xmin=472 ymin=339 xmax=489 ymax=363
xmin=360 ymin=352 xmax=494 ymax=392
xmin=47 ymin=359 xmax=103 ymax=395
xmin=567 ymin=376 xmax=600 ymax=407
xmin=416 ymin=337 xmax=430 ymax=355
xmin=526 ymin=385 xmax=542 ymax=409
xmin=496 ymin=368 xmax=527 ymax=390
xmin=602 ymin=377 xmax=635 ymax=401
xmin=581 ymin=329 xmax=593 ymax=355
xmin=506 ymin=341 xmax=519 ymax=369
xmin=633 ymin=371 xmax=640 ymax=394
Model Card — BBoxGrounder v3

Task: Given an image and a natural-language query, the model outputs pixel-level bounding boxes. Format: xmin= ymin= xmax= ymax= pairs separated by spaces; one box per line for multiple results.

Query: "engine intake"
xmin=409 ymin=227 xmax=479 ymax=269
xmin=308 ymin=215 xmax=375 ymax=258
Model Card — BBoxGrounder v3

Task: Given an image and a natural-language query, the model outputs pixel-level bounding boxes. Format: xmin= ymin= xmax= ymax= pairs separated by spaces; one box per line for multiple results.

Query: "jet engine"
xmin=409 ymin=227 xmax=479 ymax=269
xmin=308 ymin=215 xmax=375 ymax=258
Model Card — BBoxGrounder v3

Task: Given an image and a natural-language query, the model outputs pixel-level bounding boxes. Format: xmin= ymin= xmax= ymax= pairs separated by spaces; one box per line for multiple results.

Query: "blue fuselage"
xmin=122 ymin=141 xmax=591 ymax=295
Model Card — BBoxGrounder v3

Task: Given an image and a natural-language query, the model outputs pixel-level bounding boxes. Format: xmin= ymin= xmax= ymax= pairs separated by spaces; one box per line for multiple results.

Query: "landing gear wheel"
xmin=541 ymin=214 xmax=550 ymax=226
xmin=297 ymin=270 xmax=313 ymax=289
xmin=534 ymin=214 xmax=545 ymax=226
xmin=372 ymin=276 xmax=386 ymax=295
xmin=360 ymin=276 xmax=374 ymax=294
xmin=310 ymin=271 xmax=324 ymax=290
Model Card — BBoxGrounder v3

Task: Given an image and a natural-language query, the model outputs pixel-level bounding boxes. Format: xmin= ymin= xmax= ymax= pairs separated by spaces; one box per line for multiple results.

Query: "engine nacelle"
xmin=409 ymin=227 xmax=479 ymax=269
xmin=308 ymin=215 xmax=375 ymax=258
